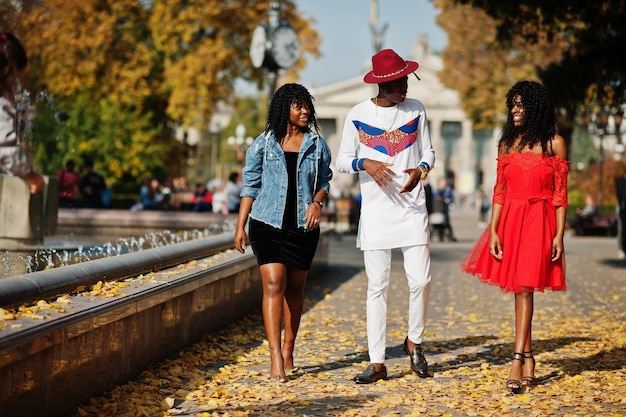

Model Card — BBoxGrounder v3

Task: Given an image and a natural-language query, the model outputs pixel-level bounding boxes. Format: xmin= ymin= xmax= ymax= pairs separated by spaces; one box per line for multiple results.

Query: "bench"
xmin=576 ymin=211 xmax=618 ymax=236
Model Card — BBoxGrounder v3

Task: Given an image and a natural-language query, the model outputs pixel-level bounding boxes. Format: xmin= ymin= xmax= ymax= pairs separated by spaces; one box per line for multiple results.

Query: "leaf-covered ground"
xmin=70 ymin=223 xmax=625 ymax=417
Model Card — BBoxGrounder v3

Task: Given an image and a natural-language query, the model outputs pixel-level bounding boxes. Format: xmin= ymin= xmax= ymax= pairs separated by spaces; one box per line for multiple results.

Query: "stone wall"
xmin=0 ymin=231 xmax=330 ymax=417
xmin=0 ymin=175 xmax=58 ymax=250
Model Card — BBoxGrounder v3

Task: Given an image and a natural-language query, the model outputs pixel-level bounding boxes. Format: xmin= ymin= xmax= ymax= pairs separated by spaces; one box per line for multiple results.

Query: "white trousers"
xmin=363 ymin=245 xmax=431 ymax=364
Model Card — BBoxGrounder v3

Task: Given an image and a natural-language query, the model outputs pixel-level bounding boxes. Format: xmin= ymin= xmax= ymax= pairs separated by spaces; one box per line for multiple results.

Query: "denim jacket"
xmin=241 ymin=130 xmax=333 ymax=229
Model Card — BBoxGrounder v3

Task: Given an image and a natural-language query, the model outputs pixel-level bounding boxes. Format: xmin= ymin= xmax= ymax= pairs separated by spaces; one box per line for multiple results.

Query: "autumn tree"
xmin=0 ymin=0 xmax=21 ymax=31
xmin=15 ymin=0 xmax=181 ymax=192
xmin=436 ymin=0 xmax=626 ymax=205
xmin=148 ymin=0 xmax=319 ymax=128
xmin=444 ymin=0 xmax=626 ymax=114
xmin=8 ymin=0 xmax=318 ymax=195
xmin=434 ymin=0 xmax=566 ymax=130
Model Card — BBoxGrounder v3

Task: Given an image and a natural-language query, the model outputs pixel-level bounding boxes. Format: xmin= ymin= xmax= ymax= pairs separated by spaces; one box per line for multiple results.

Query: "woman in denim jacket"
xmin=234 ymin=83 xmax=332 ymax=382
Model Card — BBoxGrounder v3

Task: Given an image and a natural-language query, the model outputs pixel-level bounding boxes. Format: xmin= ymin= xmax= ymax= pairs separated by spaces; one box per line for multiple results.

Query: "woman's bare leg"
xmin=508 ymin=291 xmax=533 ymax=388
xmin=260 ymin=263 xmax=288 ymax=381
xmin=282 ymin=267 xmax=308 ymax=370
xmin=521 ymin=292 xmax=535 ymax=384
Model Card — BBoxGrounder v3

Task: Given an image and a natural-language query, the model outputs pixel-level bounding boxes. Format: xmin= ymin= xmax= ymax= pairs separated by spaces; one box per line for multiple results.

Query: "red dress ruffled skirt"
xmin=461 ymin=152 xmax=568 ymax=293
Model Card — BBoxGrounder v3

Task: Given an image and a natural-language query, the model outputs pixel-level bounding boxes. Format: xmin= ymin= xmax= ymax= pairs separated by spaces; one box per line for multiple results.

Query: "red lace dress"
xmin=461 ymin=152 xmax=568 ymax=293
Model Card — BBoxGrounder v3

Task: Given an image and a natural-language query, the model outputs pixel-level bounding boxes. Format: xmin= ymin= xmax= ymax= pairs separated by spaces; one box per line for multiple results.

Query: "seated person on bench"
xmin=569 ymin=194 xmax=598 ymax=234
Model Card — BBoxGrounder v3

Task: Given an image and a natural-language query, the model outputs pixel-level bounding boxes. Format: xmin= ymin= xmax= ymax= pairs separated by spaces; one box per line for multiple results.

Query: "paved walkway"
xmin=70 ymin=207 xmax=626 ymax=417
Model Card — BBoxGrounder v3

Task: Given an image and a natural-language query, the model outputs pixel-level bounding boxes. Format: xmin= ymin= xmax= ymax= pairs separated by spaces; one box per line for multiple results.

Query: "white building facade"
xmin=310 ymin=37 xmax=500 ymax=207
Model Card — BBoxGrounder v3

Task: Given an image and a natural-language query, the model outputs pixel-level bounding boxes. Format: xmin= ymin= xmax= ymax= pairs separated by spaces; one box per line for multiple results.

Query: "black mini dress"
xmin=249 ymin=152 xmax=320 ymax=270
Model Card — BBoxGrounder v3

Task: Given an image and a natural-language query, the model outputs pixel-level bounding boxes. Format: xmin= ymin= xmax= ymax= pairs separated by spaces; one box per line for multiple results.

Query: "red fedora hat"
xmin=363 ymin=49 xmax=419 ymax=84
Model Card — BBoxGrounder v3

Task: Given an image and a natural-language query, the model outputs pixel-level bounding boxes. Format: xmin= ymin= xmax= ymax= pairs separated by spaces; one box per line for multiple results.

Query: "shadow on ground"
xmin=195 ymin=393 xmax=385 ymax=417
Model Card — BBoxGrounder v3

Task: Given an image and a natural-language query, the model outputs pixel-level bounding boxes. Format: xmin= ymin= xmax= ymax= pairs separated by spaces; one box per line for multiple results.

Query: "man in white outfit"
xmin=336 ymin=49 xmax=435 ymax=384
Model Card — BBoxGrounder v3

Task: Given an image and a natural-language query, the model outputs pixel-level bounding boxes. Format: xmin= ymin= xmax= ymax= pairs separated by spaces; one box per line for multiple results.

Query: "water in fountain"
xmin=1 ymin=221 xmax=235 ymax=277
xmin=4 ymin=87 xmax=238 ymax=278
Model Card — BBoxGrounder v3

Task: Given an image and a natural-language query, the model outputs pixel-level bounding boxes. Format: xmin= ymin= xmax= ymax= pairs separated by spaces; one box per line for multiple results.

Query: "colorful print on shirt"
xmin=353 ymin=116 xmax=419 ymax=157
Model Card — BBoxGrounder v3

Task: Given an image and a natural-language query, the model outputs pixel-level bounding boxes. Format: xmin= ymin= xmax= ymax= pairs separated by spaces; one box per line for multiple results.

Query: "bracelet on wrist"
xmin=357 ymin=158 xmax=365 ymax=171
xmin=312 ymin=200 xmax=323 ymax=208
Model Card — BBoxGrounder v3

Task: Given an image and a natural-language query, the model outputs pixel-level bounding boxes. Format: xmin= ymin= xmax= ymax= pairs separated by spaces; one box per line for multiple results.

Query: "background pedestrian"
xmin=57 ymin=159 xmax=80 ymax=208
xmin=79 ymin=157 xmax=107 ymax=208
xmin=616 ymin=171 xmax=626 ymax=259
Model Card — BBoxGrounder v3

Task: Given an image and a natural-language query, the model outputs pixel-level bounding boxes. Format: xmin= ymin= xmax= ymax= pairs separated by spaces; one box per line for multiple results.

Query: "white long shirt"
xmin=336 ymin=98 xmax=435 ymax=250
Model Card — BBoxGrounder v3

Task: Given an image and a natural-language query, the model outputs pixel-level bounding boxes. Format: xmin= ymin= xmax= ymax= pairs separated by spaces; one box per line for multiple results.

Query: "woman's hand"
xmin=305 ymin=201 xmax=322 ymax=231
xmin=363 ymin=159 xmax=396 ymax=188
xmin=551 ymin=236 xmax=564 ymax=261
xmin=234 ymin=197 xmax=253 ymax=253
xmin=24 ymin=171 xmax=45 ymax=194
xmin=489 ymin=231 xmax=503 ymax=260
xmin=234 ymin=228 xmax=247 ymax=254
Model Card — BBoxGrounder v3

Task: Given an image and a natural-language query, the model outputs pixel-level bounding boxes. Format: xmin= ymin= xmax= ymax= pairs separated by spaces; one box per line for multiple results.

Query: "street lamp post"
xmin=265 ymin=2 xmax=280 ymax=101
xmin=614 ymin=110 xmax=623 ymax=142
xmin=582 ymin=107 xmax=626 ymax=204
xmin=594 ymin=109 xmax=609 ymax=205
xmin=208 ymin=123 xmax=221 ymax=180
xmin=227 ymin=124 xmax=253 ymax=165
xmin=249 ymin=2 xmax=300 ymax=105
xmin=614 ymin=110 xmax=625 ymax=165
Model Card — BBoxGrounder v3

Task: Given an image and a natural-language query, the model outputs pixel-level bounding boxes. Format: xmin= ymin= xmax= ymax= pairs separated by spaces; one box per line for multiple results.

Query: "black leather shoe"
xmin=354 ymin=364 xmax=387 ymax=384
xmin=404 ymin=337 xmax=429 ymax=378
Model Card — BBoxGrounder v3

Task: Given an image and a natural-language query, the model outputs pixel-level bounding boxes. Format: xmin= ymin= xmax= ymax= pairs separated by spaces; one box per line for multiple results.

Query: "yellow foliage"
xmin=16 ymin=0 xmax=319 ymax=134
xmin=435 ymin=0 xmax=567 ymax=129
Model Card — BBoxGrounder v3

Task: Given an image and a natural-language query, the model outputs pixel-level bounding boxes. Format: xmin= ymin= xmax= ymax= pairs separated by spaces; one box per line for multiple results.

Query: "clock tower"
xmin=249 ymin=2 xmax=300 ymax=99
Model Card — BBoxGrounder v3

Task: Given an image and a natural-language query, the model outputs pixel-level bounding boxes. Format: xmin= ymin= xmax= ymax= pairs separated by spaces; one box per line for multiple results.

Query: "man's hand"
xmin=399 ymin=168 xmax=422 ymax=193
xmin=362 ymin=159 xmax=396 ymax=188
xmin=399 ymin=165 xmax=430 ymax=193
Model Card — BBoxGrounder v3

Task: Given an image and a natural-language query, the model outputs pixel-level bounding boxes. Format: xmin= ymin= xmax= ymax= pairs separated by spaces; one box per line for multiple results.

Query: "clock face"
xmin=270 ymin=25 xmax=300 ymax=69
xmin=249 ymin=25 xmax=267 ymax=68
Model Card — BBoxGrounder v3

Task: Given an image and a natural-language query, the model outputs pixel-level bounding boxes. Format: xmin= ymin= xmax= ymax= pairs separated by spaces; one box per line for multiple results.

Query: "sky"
xmin=294 ymin=0 xmax=448 ymax=87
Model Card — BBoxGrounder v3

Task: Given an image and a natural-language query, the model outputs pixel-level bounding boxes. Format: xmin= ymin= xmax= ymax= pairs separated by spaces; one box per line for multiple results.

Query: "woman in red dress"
xmin=461 ymin=81 xmax=568 ymax=393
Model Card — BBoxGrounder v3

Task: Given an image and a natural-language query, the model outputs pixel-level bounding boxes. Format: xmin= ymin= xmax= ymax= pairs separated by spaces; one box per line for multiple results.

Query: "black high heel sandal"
xmin=506 ymin=352 xmax=524 ymax=393
xmin=522 ymin=351 xmax=536 ymax=386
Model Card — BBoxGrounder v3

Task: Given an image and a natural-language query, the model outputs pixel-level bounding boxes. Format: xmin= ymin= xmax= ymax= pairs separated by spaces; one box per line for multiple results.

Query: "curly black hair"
xmin=265 ymin=83 xmax=320 ymax=142
xmin=499 ymin=80 xmax=557 ymax=155
xmin=0 ymin=32 xmax=28 ymax=91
